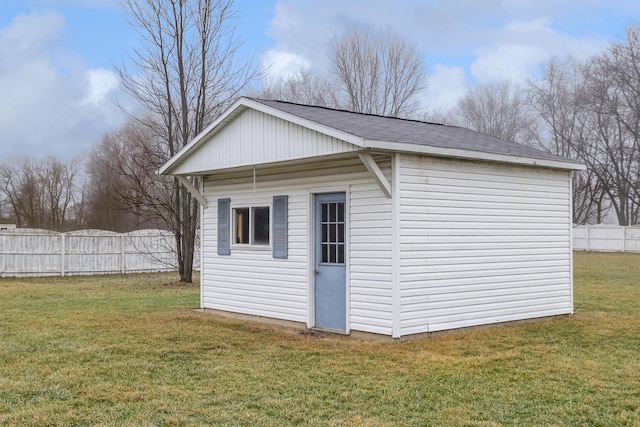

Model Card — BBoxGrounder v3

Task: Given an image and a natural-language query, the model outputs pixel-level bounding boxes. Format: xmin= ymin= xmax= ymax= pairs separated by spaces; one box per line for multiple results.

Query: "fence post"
xmin=622 ymin=226 xmax=627 ymax=252
xmin=121 ymin=234 xmax=126 ymax=274
xmin=586 ymin=226 xmax=590 ymax=252
xmin=61 ymin=233 xmax=66 ymax=277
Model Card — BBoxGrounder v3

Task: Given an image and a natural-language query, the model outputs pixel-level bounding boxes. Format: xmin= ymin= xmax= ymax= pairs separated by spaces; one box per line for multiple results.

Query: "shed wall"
xmin=201 ymin=156 xmax=393 ymax=335
xmin=172 ymin=108 xmax=358 ymax=175
xmin=398 ymin=154 xmax=573 ymax=335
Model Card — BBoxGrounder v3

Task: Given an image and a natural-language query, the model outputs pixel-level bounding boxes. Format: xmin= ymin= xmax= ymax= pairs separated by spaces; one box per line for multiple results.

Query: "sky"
xmin=0 ymin=0 xmax=638 ymax=161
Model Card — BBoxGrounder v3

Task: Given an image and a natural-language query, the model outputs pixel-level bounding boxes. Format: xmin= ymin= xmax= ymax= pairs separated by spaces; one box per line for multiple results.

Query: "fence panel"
xmin=573 ymin=225 xmax=640 ymax=253
xmin=124 ymin=230 xmax=178 ymax=273
xmin=0 ymin=229 xmax=62 ymax=277
xmin=65 ymin=230 xmax=122 ymax=275
xmin=0 ymin=228 xmax=195 ymax=278
xmin=626 ymin=228 xmax=640 ymax=252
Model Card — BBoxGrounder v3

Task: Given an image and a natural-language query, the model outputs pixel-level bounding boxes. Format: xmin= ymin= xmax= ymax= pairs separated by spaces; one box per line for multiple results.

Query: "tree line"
xmin=1 ymin=0 xmax=639 ymax=282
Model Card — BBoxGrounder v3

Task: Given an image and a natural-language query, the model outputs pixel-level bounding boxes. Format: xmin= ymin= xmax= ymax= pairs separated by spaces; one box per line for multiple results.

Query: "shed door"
xmin=314 ymin=193 xmax=347 ymax=331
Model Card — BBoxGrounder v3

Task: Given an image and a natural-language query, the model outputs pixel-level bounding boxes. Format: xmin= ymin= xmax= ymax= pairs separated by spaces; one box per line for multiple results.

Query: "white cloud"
xmin=471 ymin=44 xmax=549 ymax=82
xmin=504 ymin=17 xmax=554 ymax=33
xmin=471 ymin=17 xmax=607 ymax=83
xmin=82 ymin=68 xmax=119 ymax=107
xmin=0 ymin=9 xmax=65 ymax=57
xmin=0 ymin=11 xmax=126 ymax=160
xmin=261 ymin=49 xmax=311 ymax=81
xmin=423 ymin=64 xmax=468 ymax=112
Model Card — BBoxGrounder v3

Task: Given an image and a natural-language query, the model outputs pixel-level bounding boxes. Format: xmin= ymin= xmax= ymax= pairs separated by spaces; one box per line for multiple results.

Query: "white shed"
xmin=160 ymin=97 xmax=585 ymax=340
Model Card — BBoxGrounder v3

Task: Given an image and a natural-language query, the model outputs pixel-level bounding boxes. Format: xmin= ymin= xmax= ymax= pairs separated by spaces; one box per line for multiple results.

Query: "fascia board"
xmin=364 ymin=139 xmax=587 ymax=171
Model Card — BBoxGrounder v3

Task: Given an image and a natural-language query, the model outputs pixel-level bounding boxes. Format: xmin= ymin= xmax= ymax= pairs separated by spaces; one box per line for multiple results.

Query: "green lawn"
xmin=1 ymin=252 xmax=639 ymax=426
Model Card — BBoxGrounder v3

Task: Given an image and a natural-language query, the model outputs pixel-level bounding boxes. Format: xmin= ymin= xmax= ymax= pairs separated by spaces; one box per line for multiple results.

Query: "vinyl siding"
xmin=201 ymin=156 xmax=393 ymax=335
xmin=398 ymin=154 xmax=572 ymax=335
xmin=172 ymin=108 xmax=358 ymax=175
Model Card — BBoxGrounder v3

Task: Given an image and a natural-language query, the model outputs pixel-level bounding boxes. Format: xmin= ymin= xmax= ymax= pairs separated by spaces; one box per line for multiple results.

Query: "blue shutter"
xmin=217 ymin=198 xmax=231 ymax=255
xmin=272 ymin=195 xmax=288 ymax=259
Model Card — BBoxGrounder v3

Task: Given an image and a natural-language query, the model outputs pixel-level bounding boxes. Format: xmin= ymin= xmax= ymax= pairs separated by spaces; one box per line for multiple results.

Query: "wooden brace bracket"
xmin=176 ymin=175 xmax=208 ymax=208
xmin=358 ymin=152 xmax=392 ymax=199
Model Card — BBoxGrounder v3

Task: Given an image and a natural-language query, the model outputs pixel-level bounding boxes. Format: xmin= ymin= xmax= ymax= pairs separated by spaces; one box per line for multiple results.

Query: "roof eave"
xmin=364 ymin=139 xmax=586 ymax=171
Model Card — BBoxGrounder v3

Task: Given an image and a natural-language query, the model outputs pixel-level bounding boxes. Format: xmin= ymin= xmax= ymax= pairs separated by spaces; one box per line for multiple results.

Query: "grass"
xmin=0 ymin=252 xmax=639 ymax=426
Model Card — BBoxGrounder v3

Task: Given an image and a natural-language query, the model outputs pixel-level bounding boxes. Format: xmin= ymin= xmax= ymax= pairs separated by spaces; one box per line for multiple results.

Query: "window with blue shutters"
xmin=219 ymin=196 xmax=287 ymax=257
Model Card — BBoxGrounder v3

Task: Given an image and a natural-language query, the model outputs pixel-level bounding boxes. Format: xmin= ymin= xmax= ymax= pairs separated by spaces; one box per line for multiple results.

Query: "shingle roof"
xmin=249 ymin=98 xmax=581 ymax=166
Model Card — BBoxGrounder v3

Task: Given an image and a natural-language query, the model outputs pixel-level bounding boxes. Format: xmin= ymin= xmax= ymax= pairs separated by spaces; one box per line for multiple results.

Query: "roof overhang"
xmin=364 ymin=139 xmax=586 ymax=171
xmin=159 ymin=97 xmax=586 ymax=176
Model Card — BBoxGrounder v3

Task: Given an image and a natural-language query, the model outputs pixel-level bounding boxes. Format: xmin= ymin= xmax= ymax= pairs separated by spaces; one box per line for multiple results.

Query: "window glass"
xmin=319 ymin=201 xmax=345 ymax=265
xmin=234 ymin=208 xmax=249 ymax=244
xmin=253 ymin=207 xmax=270 ymax=245
xmin=233 ymin=206 xmax=270 ymax=246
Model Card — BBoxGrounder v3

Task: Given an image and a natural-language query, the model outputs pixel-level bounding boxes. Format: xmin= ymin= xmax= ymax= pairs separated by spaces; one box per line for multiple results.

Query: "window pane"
xmin=253 ymin=207 xmax=270 ymax=245
xmin=322 ymin=203 xmax=328 ymax=222
xmin=329 ymin=224 xmax=336 ymax=243
xmin=329 ymin=244 xmax=336 ymax=263
xmin=322 ymin=244 xmax=328 ymax=263
xmin=338 ymin=202 xmax=344 ymax=222
xmin=338 ymin=224 xmax=345 ymax=243
xmin=322 ymin=223 xmax=328 ymax=243
xmin=337 ymin=244 xmax=345 ymax=264
xmin=330 ymin=203 xmax=336 ymax=222
xmin=234 ymin=208 xmax=249 ymax=244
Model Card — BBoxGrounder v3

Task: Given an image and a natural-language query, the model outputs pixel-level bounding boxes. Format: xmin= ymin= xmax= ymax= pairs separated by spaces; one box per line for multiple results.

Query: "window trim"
xmin=231 ymin=204 xmax=272 ymax=249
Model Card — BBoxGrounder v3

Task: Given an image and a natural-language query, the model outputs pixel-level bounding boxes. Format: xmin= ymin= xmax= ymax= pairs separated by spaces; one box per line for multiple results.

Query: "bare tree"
xmin=86 ymin=122 xmax=161 ymax=232
xmin=116 ymin=0 xmax=258 ymax=282
xmin=85 ymin=138 xmax=122 ymax=231
xmin=453 ymin=80 xmax=536 ymax=145
xmin=331 ymin=25 xmax=427 ymax=118
xmin=70 ymin=171 xmax=89 ymax=230
xmin=0 ymin=156 xmax=83 ymax=230
xmin=252 ymin=26 xmax=427 ymax=118
xmin=419 ymin=108 xmax=455 ymax=125
xmin=40 ymin=156 xmax=82 ymax=230
xmin=580 ymin=25 xmax=640 ymax=225
xmin=528 ymin=57 xmax=609 ymax=224
xmin=252 ymin=68 xmax=341 ymax=108
xmin=0 ymin=157 xmax=40 ymax=228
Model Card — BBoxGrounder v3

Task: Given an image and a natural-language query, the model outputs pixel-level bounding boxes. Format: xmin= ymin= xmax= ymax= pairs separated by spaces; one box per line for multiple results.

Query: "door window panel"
xmin=320 ymin=201 xmax=345 ymax=264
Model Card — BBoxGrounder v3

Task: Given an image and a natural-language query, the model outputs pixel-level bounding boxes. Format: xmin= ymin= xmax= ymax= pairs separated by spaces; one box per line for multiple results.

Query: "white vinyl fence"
xmin=573 ymin=225 xmax=640 ymax=253
xmin=0 ymin=229 xmax=199 ymax=278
